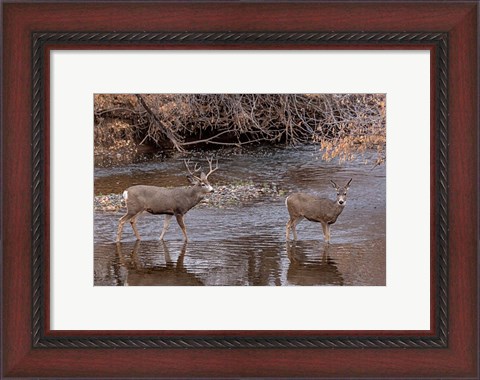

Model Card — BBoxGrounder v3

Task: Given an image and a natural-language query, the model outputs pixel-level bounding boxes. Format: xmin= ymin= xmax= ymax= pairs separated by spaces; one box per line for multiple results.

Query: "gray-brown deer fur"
xmin=286 ymin=179 xmax=352 ymax=243
xmin=116 ymin=158 xmax=218 ymax=242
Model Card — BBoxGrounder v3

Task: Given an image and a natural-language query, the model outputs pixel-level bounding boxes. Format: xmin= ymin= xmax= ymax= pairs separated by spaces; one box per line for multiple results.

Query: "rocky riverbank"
xmin=94 ymin=182 xmax=286 ymax=212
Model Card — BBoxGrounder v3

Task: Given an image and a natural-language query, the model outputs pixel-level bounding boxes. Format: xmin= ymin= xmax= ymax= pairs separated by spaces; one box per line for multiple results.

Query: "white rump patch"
xmin=285 ymin=196 xmax=290 ymax=207
xmin=123 ymin=190 xmax=128 ymax=200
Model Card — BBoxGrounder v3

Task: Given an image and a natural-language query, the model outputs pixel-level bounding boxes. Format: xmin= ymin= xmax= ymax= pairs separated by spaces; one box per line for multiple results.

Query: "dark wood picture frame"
xmin=2 ymin=1 xmax=478 ymax=378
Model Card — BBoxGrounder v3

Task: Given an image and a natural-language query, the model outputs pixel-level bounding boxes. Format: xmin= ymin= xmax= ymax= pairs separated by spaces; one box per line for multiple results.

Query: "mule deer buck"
xmin=116 ymin=158 xmax=218 ymax=242
xmin=285 ymin=179 xmax=352 ymax=243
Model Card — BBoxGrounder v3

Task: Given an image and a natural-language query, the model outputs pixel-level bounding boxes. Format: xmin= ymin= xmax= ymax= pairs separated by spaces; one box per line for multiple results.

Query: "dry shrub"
xmin=94 ymin=94 xmax=386 ymax=164
xmin=313 ymin=94 xmax=386 ymax=164
xmin=94 ymin=119 xmax=138 ymax=166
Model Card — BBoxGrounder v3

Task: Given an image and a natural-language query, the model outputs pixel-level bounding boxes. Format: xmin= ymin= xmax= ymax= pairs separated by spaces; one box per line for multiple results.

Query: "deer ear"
xmin=200 ymin=172 xmax=207 ymax=181
xmin=346 ymin=178 xmax=352 ymax=188
xmin=186 ymin=175 xmax=197 ymax=185
xmin=330 ymin=180 xmax=338 ymax=189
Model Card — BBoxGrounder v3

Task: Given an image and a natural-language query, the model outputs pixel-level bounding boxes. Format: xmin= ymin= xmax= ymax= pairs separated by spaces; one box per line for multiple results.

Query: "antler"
xmin=184 ymin=159 xmax=201 ymax=179
xmin=205 ymin=157 xmax=219 ymax=179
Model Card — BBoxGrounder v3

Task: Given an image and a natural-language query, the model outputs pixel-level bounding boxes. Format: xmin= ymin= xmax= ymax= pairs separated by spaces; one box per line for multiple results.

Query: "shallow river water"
xmin=94 ymin=146 xmax=385 ymax=286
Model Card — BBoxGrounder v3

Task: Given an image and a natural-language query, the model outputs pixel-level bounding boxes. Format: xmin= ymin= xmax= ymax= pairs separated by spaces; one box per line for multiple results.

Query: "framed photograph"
xmin=2 ymin=1 xmax=478 ymax=378
xmin=94 ymin=92 xmax=385 ymax=288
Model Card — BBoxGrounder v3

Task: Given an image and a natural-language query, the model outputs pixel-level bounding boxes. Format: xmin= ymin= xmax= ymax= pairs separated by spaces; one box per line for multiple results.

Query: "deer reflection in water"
xmin=286 ymin=242 xmax=344 ymax=286
xmin=115 ymin=240 xmax=203 ymax=286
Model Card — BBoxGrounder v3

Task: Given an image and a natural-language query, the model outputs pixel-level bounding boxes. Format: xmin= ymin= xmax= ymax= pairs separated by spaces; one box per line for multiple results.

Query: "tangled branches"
xmin=94 ymin=93 xmax=385 ymax=163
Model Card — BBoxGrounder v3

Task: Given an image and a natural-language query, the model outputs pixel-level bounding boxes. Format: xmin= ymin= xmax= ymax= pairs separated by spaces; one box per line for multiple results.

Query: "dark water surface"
xmin=94 ymin=146 xmax=386 ymax=286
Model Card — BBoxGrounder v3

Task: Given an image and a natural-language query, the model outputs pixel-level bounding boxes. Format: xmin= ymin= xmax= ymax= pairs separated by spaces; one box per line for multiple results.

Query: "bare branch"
xmin=95 ymin=94 xmax=386 ymax=164
xmin=135 ymin=94 xmax=184 ymax=152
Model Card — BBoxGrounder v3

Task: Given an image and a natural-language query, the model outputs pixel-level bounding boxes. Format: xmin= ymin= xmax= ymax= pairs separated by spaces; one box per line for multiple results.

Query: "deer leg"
xmin=290 ymin=217 xmax=302 ymax=240
xmin=159 ymin=214 xmax=173 ymax=241
xmin=286 ymin=220 xmax=292 ymax=241
xmin=321 ymin=223 xmax=331 ymax=243
xmin=116 ymin=213 xmax=134 ymax=242
xmin=175 ymin=214 xmax=188 ymax=242
xmin=321 ymin=222 xmax=328 ymax=243
xmin=129 ymin=212 xmax=143 ymax=241
xmin=292 ymin=220 xmax=298 ymax=240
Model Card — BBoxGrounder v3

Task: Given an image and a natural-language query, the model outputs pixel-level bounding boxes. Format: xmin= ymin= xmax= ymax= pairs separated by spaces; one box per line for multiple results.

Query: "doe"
xmin=285 ymin=179 xmax=352 ymax=243
xmin=116 ymin=158 xmax=218 ymax=242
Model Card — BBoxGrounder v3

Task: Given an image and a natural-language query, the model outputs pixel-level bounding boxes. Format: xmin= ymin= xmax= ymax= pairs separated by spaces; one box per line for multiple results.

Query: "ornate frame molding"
xmin=32 ymin=31 xmax=448 ymax=349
